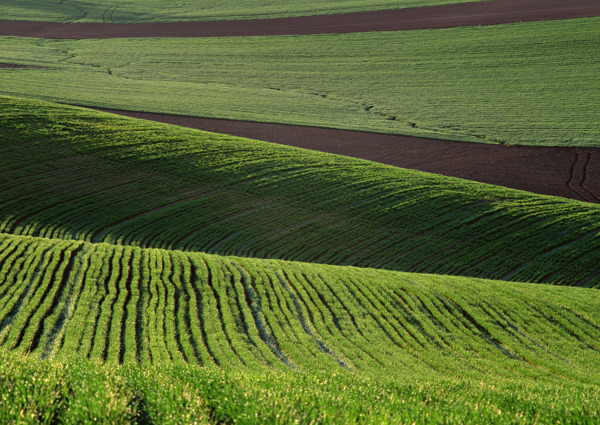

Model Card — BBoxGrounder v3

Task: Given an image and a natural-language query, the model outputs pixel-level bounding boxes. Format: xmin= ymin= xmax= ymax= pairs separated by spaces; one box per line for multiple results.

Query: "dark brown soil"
xmin=1 ymin=0 xmax=599 ymax=38
xmin=95 ymin=108 xmax=600 ymax=203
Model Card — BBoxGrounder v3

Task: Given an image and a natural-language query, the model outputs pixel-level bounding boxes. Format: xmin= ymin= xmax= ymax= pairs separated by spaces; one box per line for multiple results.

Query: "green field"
xmin=0 ymin=96 xmax=599 ymax=422
xmin=2 ymin=97 xmax=600 ymax=287
xmin=0 ymin=0 xmax=491 ymax=22
xmin=1 ymin=18 xmax=598 ymax=146
xmin=1 ymin=1 xmax=600 ymax=420
xmin=0 ymin=231 xmax=599 ymax=423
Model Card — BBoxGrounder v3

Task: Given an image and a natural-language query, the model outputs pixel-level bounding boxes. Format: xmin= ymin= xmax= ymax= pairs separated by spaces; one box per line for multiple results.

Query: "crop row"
xmin=2 ymin=97 xmax=600 ymax=287
xmin=0 ymin=232 xmax=599 ymax=382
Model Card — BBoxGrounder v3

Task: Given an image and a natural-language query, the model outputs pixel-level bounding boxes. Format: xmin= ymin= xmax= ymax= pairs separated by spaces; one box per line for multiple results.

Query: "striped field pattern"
xmin=1 ymin=232 xmax=599 ymax=382
xmin=1 ymin=96 xmax=600 ymax=286
xmin=1 ymin=96 xmax=600 ymax=423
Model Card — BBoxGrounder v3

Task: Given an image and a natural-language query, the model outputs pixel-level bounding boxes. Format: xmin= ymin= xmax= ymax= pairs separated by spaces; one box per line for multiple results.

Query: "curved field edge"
xmin=1 ymin=18 xmax=599 ymax=147
xmin=0 ymin=0 xmax=492 ymax=23
xmin=2 ymin=96 xmax=600 ymax=287
xmin=0 ymin=231 xmax=599 ymax=377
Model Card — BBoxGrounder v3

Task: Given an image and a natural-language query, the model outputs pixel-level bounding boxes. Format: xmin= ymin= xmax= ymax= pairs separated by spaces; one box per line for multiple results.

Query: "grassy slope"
xmin=4 ymin=231 xmax=599 ymax=377
xmin=2 ymin=96 xmax=600 ymax=287
xmin=0 ymin=0 xmax=492 ymax=23
xmin=1 ymin=97 xmax=600 ymax=423
xmin=1 ymin=18 xmax=599 ymax=146
xmin=0 ymin=232 xmax=599 ymax=423
xmin=2 ymin=352 xmax=599 ymax=424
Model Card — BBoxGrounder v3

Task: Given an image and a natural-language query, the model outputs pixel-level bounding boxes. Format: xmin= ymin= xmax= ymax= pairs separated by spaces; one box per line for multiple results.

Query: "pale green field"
xmin=0 ymin=0 xmax=491 ymax=22
xmin=1 ymin=18 xmax=598 ymax=146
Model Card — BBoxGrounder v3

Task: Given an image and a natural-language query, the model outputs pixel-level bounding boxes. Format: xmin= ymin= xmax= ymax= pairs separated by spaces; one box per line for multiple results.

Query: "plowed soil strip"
xmin=95 ymin=108 xmax=600 ymax=203
xmin=1 ymin=0 xmax=599 ymax=39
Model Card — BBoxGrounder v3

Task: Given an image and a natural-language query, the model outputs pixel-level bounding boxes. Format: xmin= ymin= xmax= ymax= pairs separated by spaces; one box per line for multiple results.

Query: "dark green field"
xmin=3 ymin=97 xmax=600 ymax=285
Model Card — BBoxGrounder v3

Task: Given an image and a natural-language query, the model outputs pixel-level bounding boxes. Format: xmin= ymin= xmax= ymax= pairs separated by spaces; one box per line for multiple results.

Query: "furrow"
xmin=271 ymin=267 xmax=350 ymax=370
xmin=81 ymin=245 xmax=113 ymax=358
xmin=119 ymin=247 xmax=140 ymax=363
xmin=390 ymin=287 xmax=453 ymax=349
xmin=184 ymin=253 xmax=219 ymax=366
xmin=18 ymin=242 xmax=83 ymax=354
xmin=435 ymin=294 xmax=523 ymax=361
xmin=171 ymin=252 xmax=203 ymax=365
xmin=296 ymin=270 xmax=383 ymax=368
xmin=0 ymin=243 xmax=54 ymax=345
xmin=261 ymin=265 xmax=322 ymax=365
xmin=153 ymin=250 xmax=173 ymax=363
xmin=104 ymin=246 xmax=131 ymax=363
xmin=349 ymin=275 xmax=428 ymax=349
xmin=0 ymin=239 xmax=34 ymax=308
xmin=89 ymin=246 xmax=123 ymax=361
xmin=199 ymin=256 xmax=246 ymax=367
xmin=41 ymin=244 xmax=92 ymax=359
xmin=61 ymin=245 xmax=104 ymax=357
xmin=138 ymin=249 xmax=153 ymax=363
xmin=161 ymin=250 xmax=187 ymax=364
xmin=231 ymin=260 xmax=291 ymax=367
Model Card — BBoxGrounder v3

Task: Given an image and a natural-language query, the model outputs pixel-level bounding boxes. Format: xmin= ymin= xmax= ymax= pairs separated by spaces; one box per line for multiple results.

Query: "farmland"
xmin=0 ymin=96 xmax=599 ymax=421
xmin=1 ymin=0 xmax=600 ymax=423
xmin=0 ymin=0 xmax=492 ymax=23
xmin=1 ymin=230 xmax=600 ymax=423
xmin=0 ymin=17 xmax=599 ymax=146
xmin=3 ymin=97 xmax=600 ymax=286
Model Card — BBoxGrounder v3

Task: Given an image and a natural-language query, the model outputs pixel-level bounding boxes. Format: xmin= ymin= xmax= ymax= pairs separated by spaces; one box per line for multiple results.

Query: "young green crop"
xmin=2 ymin=96 xmax=600 ymax=287
xmin=0 ymin=350 xmax=598 ymax=424
xmin=0 ymin=18 xmax=598 ymax=146
xmin=0 ymin=233 xmax=599 ymax=423
xmin=0 ymin=97 xmax=599 ymax=423
xmin=1 ymin=232 xmax=600 ymax=376
xmin=0 ymin=0 xmax=492 ymax=23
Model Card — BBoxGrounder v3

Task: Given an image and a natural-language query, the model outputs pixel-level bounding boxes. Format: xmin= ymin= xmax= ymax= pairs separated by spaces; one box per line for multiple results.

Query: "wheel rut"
xmin=566 ymin=152 xmax=600 ymax=203
xmin=581 ymin=152 xmax=600 ymax=202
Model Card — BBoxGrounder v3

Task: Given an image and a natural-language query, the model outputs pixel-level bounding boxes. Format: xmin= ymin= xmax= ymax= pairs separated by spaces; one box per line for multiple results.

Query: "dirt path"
xmin=1 ymin=0 xmax=599 ymax=38
xmin=95 ymin=108 xmax=600 ymax=203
